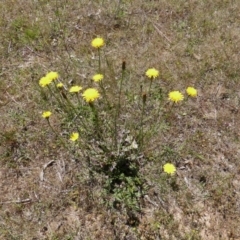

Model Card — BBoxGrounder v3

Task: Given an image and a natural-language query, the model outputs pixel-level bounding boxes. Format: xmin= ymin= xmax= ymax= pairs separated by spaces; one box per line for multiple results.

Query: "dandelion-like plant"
xmin=42 ymin=110 xmax=54 ymax=132
xmin=36 ymin=34 xmax=195 ymax=213
xmin=186 ymin=87 xmax=197 ymax=97
xmin=146 ymin=68 xmax=159 ymax=93
xmin=45 ymin=71 xmax=59 ymax=82
xmin=168 ymin=91 xmax=184 ymax=103
xmin=163 ymin=163 xmax=176 ymax=175
xmin=82 ymin=88 xmax=100 ymax=103
xmin=39 ymin=76 xmax=52 ymax=87
xmin=145 ymin=68 xmax=159 ymax=79
xmin=91 ymin=37 xmax=104 ymax=72
xmin=91 ymin=37 xmax=104 ymax=48
xmin=42 ymin=111 xmax=52 ymax=118
xmin=57 ymin=83 xmax=64 ymax=88
xmin=39 ymin=72 xmax=59 ymax=87
xmin=82 ymin=88 xmax=101 ymax=138
xmin=69 ymin=86 xmax=83 ymax=93
xmin=39 ymin=72 xmax=67 ymax=111
xmin=68 ymin=85 xmax=83 ymax=110
xmin=70 ymin=132 xmax=79 ymax=142
xmin=41 ymin=111 xmax=67 ymax=147
xmin=92 ymin=74 xmax=104 ymax=82
xmin=92 ymin=73 xmax=109 ymax=107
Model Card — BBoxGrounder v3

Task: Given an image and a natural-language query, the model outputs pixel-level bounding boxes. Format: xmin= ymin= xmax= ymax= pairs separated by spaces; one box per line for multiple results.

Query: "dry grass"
xmin=1 ymin=0 xmax=240 ymax=239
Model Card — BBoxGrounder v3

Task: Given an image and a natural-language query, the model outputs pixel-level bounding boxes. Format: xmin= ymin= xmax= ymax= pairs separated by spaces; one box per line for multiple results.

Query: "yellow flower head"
xmin=82 ymin=88 xmax=100 ymax=102
xmin=46 ymin=71 xmax=59 ymax=81
xmin=69 ymin=85 xmax=83 ymax=93
xmin=91 ymin=37 xmax=104 ymax=48
xmin=145 ymin=68 xmax=159 ymax=79
xmin=186 ymin=87 xmax=197 ymax=97
xmin=42 ymin=111 xmax=52 ymax=118
xmin=92 ymin=74 xmax=104 ymax=82
xmin=70 ymin=132 xmax=79 ymax=141
xmin=39 ymin=76 xmax=52 ymax=87
xmin=163 ymin=163 xmax=176 ymax=175
xmin=168 ymin=91 xmax=184 ymax=103
xmin=57 ymin=83 xmax=63 ymax=88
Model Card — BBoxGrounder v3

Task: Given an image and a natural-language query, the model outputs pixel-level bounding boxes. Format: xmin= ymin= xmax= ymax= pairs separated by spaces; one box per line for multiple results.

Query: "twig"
xmin=144 ymin=195 xmax=159 ymax=207
xmin=152 ymin=23 xmax=172 ymax=44
xmin=39 ymin=160 xmax=55 ymax=181
xmin=143 ymin=13 xmax=172 ymax=44
xmin=0 ymin=198 xmax=32 ymax=204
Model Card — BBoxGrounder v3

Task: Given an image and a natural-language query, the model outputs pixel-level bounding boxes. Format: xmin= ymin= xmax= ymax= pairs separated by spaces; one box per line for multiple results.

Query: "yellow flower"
xmin=91 ymin=37 xmax=104 ymax=48
xmin=82 ymin=88 xmax=100 ymax=102
xmin=57 ymin=83 xmax=63 ymax=88
xmin=92 ymin=74 xmax=104 ymax=82
xmin=145 ymin=68 xmax=159 ymax=79
xmin=70 ymin=132 xmax=79 ymax=141
xmin=42 ymin=111 xmax=52 ymax=118
xmin=46 ymin=71 xmax=59 ymax=81
xmin=163 ymin=163 xmax=176 ymax=175
xmin=39 ymin=76 xmax=52 ymax=87
xmin=39 ymin=72 xmax=59 ymax=87
xmin=69 ymin=85 xmax=83 ymax=93
xmin=168 ymin=91 xmax=184 ymax=103
xmin=186 ymin=87 xmax=197 ymax=97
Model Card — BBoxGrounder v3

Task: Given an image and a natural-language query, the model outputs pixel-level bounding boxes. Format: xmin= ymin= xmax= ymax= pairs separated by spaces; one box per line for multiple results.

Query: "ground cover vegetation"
xmin=0 ymin=0 xmax=240 ymax=239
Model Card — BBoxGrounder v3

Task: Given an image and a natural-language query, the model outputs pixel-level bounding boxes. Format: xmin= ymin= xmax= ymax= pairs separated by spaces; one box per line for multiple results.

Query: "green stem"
xmin=46 ymin=118 xmax=67 ymax=148
xmin=99 ymin=80 xmax=111 ymax=109
xmin=148 ymin=77 xmax=153 ymax=95
xmin=52 ymin=82 xmax=72 ymax=112
xmin=98 ymin=48 xmax=101 ymax=72
xmin=47 ymin=85 xmax=65 ymax=109
xmin=117 ymin=64 xmax=125 ymax=115
xmin=113 ymin=62 xmax=125 ymax=149
xmin=89 ymin=102 xmax=101 ymax=139
xmin=139 ymin=99 xmax=146 ymax=150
